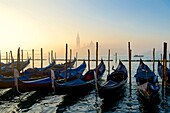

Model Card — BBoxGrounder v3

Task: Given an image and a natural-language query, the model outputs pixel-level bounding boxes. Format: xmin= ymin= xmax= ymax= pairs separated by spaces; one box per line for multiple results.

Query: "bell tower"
xmin=76 ymin=33 xmax=80 ymax=49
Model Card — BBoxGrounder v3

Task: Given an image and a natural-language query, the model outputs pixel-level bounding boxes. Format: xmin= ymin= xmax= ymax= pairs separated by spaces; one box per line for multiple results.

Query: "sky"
xmin=0 ymin=0 xmax=170 ymax=57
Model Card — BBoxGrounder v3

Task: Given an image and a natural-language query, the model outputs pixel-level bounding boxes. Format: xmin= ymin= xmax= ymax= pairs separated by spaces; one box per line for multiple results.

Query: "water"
xmin=0 ymin=55 xmax=170 ymax=113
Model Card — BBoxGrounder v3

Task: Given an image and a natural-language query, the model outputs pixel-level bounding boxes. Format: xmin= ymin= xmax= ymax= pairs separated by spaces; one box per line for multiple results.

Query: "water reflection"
xmin=0 ymin=88 xmax=19 ymax=101
xmin=56 ymin=91 xmax=92 ymax=113
xmin=137 ymin=92 xmax=161 ymax=113
xmin=99 ymin=87 xmax=126 ymax=112
xmin=18 ymin=90 xmax=51 ymax=111
xmin=161 ymin=89 xmax=170 ymax=112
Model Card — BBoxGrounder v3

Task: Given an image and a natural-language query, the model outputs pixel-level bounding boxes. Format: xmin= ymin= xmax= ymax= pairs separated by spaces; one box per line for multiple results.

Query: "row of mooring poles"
xmin=4 ymin=51 xmax=14 ymax=64
xmin=0 ymin=48 xmax=46 ymax=73
xmin=48 ymin=50 xmax=57 ymax=63
xmin=32 ymin=48 xmax=44 ymax=69
xmin=0 ymin=42 xmax=169 ymax=87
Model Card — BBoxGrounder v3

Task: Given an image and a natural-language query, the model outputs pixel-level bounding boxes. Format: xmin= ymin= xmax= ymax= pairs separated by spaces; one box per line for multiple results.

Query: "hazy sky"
xmin=0 ymin=0 xmax=170 ymax=56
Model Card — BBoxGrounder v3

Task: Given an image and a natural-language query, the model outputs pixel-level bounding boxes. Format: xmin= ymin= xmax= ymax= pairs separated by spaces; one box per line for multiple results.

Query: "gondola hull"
xmin=98 ymin=79 xmax=127 ymax=98
xmin=55 ymin=60 xmax=106 ymax=95
xmin=18 ymin=77 xmax=53 ymax=92
xmin=98 ymin=60 xmax=128 ymax=98
xmin=0 ymin=61 xmax=86 ymax=91
xmin=55 ymin=80 xmax=96 ymax=95
xmin=135 ymin=59 xmax=160 ymax=100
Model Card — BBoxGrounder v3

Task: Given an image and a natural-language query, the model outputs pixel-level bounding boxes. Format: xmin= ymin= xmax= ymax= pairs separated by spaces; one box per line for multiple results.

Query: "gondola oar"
xmin=48 ymin=52 xmax=50 ymax=64
xmin=14 ymin=68 xmax=21 ymax=94
xmin=93 ymin=71 xmax=98 ymax=92
xmin=51 ymin=69 xmax=55 ymax=93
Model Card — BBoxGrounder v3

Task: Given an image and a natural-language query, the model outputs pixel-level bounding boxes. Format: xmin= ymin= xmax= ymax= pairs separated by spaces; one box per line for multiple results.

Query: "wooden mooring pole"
xmin=21 ymin=49 xmax=23 ymax=72
xmin=48 ymin=52 xmax=50 ymax=63
xmin=6 ymin=52 xmax=8 ymax=64
xmin=27 ymin=52 xmax=29 ymax=59
xmin=0 ymin=51 xmax=1 ymax=74
xmin=162 ymin=42 xmax=167 ymax=89
xmin=54 ymin=52 xmax=57 ymax=61
xmin=76 ymin=52 xmax=78 ymax=67
xmin=51 ymin=50 xmax=53 ymax=62
xmin=32 ymin=49 xmax=34 ymax=68
xmin=21 ymin=49 xmax=23 ymax=62
xmin=115 ymin=52 xmax=117 ymax=64
xmin=70 ymin=49 xmax=72 ymax=67
xmin=55 ymin=52 xmax=56 ymax=61
xmin=10 ymin=51 xmax=14 ymax=63
xmin=65 ymin=44 xmax=68 ymax=82
xmin=108 ymin=49 xmax=110 ymax=75
xmin=169 ymin=53 xmax=170 ymax=69
xmin=8 ymin=52 xmax=11 ymax=63
xmin=128 ymin=42 xmax=132 ymax=85
xmin=96 ymin=42 xmax=98 ymax=77
xmin=88 ymin=49 xmax=90 ymax=71
xmin=41 ymin=48 xmax=43 ymax=71
xmin=153 ymin=48 xmax=155 ymax=73
xmin=17 ymin=48 xmax=20 ymax=72
xmin=161 ymin=54 xmax=162 ymax=63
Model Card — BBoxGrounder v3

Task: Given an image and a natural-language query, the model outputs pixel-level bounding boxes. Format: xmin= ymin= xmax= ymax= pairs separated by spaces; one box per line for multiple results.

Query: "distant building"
xmin=76 ymin=33 xmax=80 ymax=49
xmin=75 ymin=33 xmax=95 ymax=56
xmin=89 ymin=41 xmax=95 ymax=49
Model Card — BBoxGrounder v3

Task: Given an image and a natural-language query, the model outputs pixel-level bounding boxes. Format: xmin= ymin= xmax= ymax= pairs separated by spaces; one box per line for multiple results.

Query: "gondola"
xmin=55 ymin=60 xmax=105 ymax=95
xmin=98 ymin=60 xmax=128 ymax=98
xmin=55 ymin=60 xmax=86 ymax=81
xmin=0 ymin=61 xmax=86 ymax=91
xmin=52 ymin=57 xmax=76 ymax=71
xmin=0 ymin=61 xmax=55 ymax=89
xmin=17 ymin=61 xmax=86 ymax=92
xmin=22 ymin=60 xmax=56 ymax=76
xmin=0 ymin=58 xmax=31 ymax=76
xmin=158 ymin=60 xmax=170 ymax=88
xmin=0 ymin=60 xmax=56 ymax=79
xmin=134 ymin=59 xmax=160 ymax=100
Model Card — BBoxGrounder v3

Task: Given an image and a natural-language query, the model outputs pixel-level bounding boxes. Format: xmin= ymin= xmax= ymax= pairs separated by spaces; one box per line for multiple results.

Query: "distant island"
xmin=134 ymin=55 xmax=144 ymax=57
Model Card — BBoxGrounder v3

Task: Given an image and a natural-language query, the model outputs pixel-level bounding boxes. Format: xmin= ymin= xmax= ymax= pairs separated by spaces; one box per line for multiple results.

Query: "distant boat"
xmin=134 ymin=55 xmax=144 ymax=57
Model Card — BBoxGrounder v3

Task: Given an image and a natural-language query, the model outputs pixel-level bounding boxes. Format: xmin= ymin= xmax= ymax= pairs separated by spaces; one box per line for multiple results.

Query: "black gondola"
xmin=98 ymin=60 xmax=128 ymax=98
xmin=135 ymin=59 xmax=160 ymax=100
xmin=55 ymin=60 xmax=106 ymax=95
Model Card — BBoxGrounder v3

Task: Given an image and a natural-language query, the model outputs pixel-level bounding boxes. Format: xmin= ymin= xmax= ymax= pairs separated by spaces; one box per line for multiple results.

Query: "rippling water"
xmin=0 ymin=55 xmax=170 ymax=113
